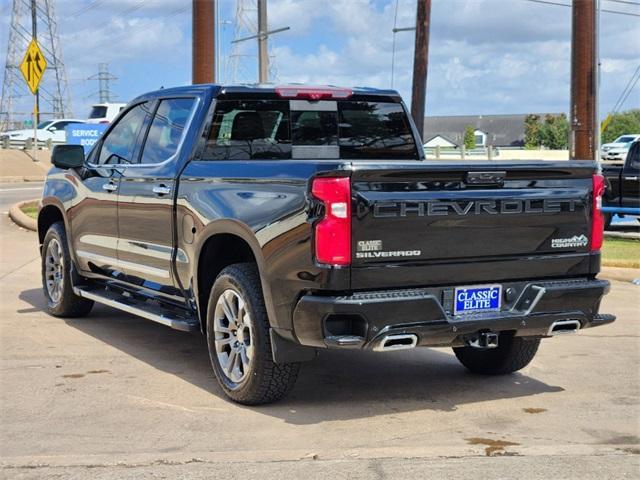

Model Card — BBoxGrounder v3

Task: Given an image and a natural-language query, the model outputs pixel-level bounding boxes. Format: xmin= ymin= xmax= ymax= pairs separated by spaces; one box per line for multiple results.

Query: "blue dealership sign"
xmin=65 ymin=123 xmax=108 ymax=152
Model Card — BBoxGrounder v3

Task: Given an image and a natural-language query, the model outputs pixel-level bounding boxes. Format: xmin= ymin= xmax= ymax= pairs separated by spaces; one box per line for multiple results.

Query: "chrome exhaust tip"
xmin=548 ymin=320 xmax=581 ymax=335
xmin=373 ymin=333 xmax=418 ymax=352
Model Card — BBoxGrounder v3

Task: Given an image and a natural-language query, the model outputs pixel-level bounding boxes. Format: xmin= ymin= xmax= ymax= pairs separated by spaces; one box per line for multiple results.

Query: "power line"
xmin=64 ymin=5 xmax=189 ymax=67
xmin=523 ymin=0 xmax=640 ymax=17
xmin=616 ymin=74 xmax=640 ymax=110
xmin=611 ymin=63 xmax=640 ymax=113
xmin=604 ymin=0 xmax=640 ymax=6
xmin=68 ymin=0 xmax=104 ymax=19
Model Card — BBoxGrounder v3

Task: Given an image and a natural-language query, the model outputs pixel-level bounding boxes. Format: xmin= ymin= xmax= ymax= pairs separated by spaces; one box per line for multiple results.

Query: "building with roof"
xmin=422 ymin=113 xmax=563 ymax=148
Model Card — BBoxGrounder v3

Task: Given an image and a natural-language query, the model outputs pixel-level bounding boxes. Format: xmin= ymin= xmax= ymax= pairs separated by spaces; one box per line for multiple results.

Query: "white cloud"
xmin=1 ymin=0 xmax=638 ymax=123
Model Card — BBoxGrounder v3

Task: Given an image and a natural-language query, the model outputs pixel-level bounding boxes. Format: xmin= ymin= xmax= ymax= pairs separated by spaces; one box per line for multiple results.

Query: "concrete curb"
xmin=599 ymin=266 xmax=640 ymax=283
xmin=0 ymin=175 xmax=45 ymax=183
xmin=604 ymin=231 xmax=640 ymax=240
xmin=8 ymin=198 xmax=38 ymax=232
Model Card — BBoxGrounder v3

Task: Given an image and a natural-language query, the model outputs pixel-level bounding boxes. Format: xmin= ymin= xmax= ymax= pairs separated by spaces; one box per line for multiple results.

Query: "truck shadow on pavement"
xmin=20 ymin=287 xmax=564 ymax=424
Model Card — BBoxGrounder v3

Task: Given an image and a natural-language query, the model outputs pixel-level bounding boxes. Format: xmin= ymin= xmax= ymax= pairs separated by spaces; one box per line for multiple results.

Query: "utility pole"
xmin=258 ymin=0 xmax=268 ymax=83
xmin=410 ymin=0 xmax=432 ymax=142
xmin=570 ymin=0 xmax=597 ymax=160
xmin=192 ymin=0 xmax=216 ymax=84
xmin=88 ymin=63 xmax=117 ymax=102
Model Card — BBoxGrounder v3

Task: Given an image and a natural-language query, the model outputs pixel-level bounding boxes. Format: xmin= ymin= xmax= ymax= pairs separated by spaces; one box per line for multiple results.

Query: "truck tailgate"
xmin=350 ymin=161 xmax=598 ymax=289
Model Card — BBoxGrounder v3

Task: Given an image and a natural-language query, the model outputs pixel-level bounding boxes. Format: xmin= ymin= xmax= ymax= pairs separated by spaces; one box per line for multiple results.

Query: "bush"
xmin=602 ymin=110 xmax=640 ymax=144
xmin=540 ymin=114 xmax=569 ymax=150
xmin=464 ymin=125 xmax=476 ymax=150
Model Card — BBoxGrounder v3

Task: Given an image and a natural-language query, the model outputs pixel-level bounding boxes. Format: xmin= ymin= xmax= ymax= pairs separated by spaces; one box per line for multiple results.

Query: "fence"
xmin=424 ymin=145 xmax=501 ymax=160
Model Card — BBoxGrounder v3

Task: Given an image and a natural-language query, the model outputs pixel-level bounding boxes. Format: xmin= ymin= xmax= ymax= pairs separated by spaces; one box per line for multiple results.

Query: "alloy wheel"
xmin=45 ymin=238 xmax=64 ymax=303
xmin=213 ymin=289 xmax=254 ymax=384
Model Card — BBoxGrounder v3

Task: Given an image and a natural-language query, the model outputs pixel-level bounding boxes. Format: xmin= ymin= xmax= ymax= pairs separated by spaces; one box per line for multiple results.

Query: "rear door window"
xmin=139 ymin=97 xmax=196 ymax=165
xmin=204 ymin=100 xmax=291 ymax=160
xmin=203 ymin=98 xmax=418 ymax=160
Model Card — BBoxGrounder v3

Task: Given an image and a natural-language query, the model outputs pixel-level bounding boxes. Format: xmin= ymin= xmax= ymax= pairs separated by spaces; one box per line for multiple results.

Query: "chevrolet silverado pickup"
xmin=602 ymin=139 xmax=640 ymax=227
xmin=39 ymin=84 xmax=615 ymax=405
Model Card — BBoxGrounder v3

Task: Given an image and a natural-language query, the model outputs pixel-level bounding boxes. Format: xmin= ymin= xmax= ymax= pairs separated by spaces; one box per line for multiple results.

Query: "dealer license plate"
xmin=454 ymin=284 xmax=502 ymax=315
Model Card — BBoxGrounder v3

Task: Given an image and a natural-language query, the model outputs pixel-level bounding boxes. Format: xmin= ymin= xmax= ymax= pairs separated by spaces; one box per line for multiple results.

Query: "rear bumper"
xmin=292 ymin=278 xmax=614 ymax=349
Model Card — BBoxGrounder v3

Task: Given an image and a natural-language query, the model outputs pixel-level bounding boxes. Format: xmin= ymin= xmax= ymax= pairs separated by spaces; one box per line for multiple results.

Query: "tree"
xmin=463 ymin=125 xmax=476 ymax=150
xmin=602 ymin=109 xmax=640 ymax=144
xmin=524 ymin=114 xmax=542 ymax=149
xmin=540 ymin=114 xmax=569 ymax=150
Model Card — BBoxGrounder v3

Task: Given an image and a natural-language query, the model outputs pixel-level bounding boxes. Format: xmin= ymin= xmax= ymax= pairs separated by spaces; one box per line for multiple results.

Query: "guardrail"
xmin=0 ymin=137 xmax=65 ymax=150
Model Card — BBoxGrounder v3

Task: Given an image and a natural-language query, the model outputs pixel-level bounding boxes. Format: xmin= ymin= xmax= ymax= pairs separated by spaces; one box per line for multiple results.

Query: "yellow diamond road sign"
xmin=19 ymin=39 xmax=47 ymax=95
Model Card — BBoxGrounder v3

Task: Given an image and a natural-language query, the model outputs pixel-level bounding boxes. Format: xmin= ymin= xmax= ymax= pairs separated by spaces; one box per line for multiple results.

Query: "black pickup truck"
xmin=39 ymin=84 xmax=614 ymax=404
xmin=602 ymin=140 xmax=640 ymax=227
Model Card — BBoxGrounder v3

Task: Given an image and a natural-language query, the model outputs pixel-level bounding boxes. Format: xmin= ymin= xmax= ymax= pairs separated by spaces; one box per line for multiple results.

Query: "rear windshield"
xmin=89 ymin=106 xmax=107 ymax=119
xmin=203 ymin=99 xmax=418 ymax=160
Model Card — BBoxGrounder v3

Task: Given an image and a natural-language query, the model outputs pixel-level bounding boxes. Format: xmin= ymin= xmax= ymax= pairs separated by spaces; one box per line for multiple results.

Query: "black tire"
xmin=206 ymin=263 xmax=299 ymax=405
xmin=453 ymin=333 xmax=540 ymax=375
xmin=41 ymin=222 xmax=94 ymax=317
xmin=604 ymin=213 xmax=613 ymax=230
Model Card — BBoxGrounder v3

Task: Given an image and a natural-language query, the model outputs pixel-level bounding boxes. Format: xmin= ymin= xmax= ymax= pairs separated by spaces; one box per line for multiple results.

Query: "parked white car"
xmin=0 ymin=118 xmax=85 ymax=143
xmin=601 ymin=134 xmax=640 ymax=161
xmin=85 ymin=103 xmax=126 ymax=124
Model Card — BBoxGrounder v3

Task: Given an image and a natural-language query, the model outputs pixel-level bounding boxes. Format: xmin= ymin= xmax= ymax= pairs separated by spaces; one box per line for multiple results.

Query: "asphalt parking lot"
xmin=0 ymin=186 xmax=639 ymax=479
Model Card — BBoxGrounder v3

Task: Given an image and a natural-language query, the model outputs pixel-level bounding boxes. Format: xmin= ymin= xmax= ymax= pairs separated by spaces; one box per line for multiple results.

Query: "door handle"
xmin=102 ymin=182 xmax=117 ymax=192
xmin=623 ymin=176 xmax=638 ymax=181
xmin=152 ymin=185 xmax=171 ymax=196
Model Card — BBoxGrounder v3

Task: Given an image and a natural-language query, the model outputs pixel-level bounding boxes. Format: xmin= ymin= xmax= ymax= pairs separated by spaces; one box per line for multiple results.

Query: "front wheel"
xmin=453 ymin=333 xmax=540 ymax=375
xmin=206 ymin=263 xmax=299 ymax=405
xmin=41 ymin=222 xmax=94 ymax=317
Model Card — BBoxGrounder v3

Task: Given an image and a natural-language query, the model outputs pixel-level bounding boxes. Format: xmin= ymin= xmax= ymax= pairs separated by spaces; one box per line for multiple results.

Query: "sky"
xmin=0 ymin=0 xmax=639 ymax=123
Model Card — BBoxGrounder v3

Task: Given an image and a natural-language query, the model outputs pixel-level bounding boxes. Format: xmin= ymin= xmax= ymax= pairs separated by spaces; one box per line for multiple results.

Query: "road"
xmin=0 ymin=182 xmax=43 ymax=210
xmin=0 ymin=184 xmax=638 ymax=479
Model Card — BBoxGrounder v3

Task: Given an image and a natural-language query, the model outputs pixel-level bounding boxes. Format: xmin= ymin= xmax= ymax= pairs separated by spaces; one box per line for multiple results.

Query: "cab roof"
xmin=132 ymin=83 xmax=402 ymax=103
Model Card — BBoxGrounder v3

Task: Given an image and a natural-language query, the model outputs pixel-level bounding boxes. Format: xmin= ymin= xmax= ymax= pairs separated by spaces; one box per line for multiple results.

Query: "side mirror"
xmin=47 ymin=126 xmax=57 ymax=132
xmin=51 ymin=144 xmax=85 ymax=169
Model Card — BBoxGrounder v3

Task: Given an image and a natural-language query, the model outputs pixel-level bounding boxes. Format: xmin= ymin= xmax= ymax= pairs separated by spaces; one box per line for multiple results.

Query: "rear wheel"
xmin=206 ymin=263 xmax=299 ymax=405
xmin=41 ymin=222 xmax=94 ymax=317
xmin=453 ymin=333 xmax=540 ymax=375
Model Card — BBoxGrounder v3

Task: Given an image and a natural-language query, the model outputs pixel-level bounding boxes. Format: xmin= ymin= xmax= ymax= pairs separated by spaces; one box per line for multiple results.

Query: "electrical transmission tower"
xmin=226 ymin=0 xmax=258 ymax=83
xmin=88 ymin=63 xmax=117 ymax=103
xmin=1 ymin=0 xmax=72 ymax=131
xmin=226 ymin=0 xmax=284 ymax=84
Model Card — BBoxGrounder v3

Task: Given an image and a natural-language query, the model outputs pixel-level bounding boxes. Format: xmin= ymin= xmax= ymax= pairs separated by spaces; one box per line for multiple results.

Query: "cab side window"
xmin=139 ymin=98 xmax=196 ymax=165
xmin=98 ymin=102 xmax=150 ymax=165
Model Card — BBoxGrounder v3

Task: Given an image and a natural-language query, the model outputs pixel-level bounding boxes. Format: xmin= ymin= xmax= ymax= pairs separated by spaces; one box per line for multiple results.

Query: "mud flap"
xmin=270 ymin=328 xmax=317 ymax=364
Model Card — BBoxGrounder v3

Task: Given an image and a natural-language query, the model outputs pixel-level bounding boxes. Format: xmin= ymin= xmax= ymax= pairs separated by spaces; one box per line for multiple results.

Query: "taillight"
xmin=591 ymin=173 xmax=605 ymax=251
xmin=276 ymin=85 xmax=352 ymax=101
xmin=311 ymin=177 xmax=351 ymax=266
